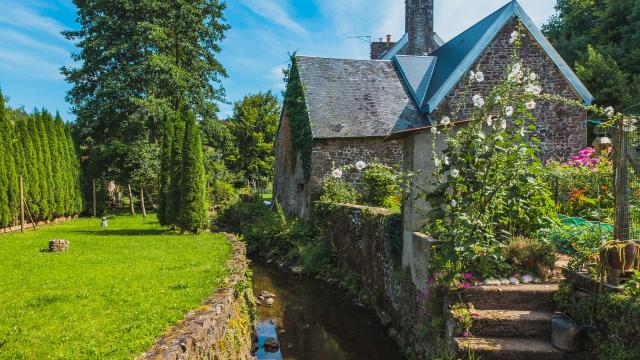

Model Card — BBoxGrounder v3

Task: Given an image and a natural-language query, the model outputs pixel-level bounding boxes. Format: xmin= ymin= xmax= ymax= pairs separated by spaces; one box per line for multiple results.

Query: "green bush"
xmin=217 ymin=202 xmax=333 ymax=273
xmin=319 ymin=177 xmax=359 ymax=205
xmin=362 ymin=163 xmax=400 ymax=207
xmin=535 ymin=223 xmax=611 ymax=271
xmin=502 ymin=236 xmax=557 ymax=276
xmin=210 ymin=180 xmax=238 ymax=209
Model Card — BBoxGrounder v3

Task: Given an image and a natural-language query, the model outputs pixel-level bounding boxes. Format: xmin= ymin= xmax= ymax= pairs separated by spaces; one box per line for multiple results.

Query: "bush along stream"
xmin=216 ymin=202 xmax=405 ymax=359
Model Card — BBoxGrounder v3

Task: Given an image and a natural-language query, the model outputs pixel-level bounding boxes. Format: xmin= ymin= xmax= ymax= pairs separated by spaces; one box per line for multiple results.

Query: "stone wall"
xmin=137 ymin=234 xmax=256 ymax=360
xmin=313 ymin=203 xmax=439 ymax=359
xmin=431 ymin=19 xmax=588 ymax=162
xmin=274 ymin=121 xmax=404 ymax=219
xmin=0 ymin=216 xmax=76 ymax=234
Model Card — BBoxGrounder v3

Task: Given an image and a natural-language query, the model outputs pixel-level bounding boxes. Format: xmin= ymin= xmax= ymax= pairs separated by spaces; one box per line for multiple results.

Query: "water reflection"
xmin=252 ymin=261 xmax=404 ymax=360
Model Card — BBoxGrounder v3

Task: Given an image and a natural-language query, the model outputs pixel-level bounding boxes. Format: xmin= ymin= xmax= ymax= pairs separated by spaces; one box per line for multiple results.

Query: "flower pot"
xmin=600 ymin=241 xmax=638 ymax=272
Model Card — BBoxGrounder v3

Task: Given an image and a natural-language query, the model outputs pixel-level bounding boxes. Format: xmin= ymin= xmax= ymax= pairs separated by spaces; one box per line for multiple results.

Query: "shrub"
xmin=362 ymin=163 xmax=400 ymax=207
xmin=210 ymin=179 xmax=238 ymax=209
xmin=535 ymin=223 xmax=611 ymax=271
xmin=319 ymin=176 xmax=359 ymax=204
xmin=502 ymin=236 xmax=557 ymax=277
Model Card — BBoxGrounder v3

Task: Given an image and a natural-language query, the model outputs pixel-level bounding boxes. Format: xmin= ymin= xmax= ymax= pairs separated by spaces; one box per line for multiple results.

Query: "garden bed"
xmin=0 ymin=215 xmax=232 ymax=359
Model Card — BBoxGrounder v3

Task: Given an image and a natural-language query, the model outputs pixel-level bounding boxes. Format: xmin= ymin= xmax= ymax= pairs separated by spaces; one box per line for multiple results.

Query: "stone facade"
xmin=431 ymin=19 xmax=587 ymax=162
xmin=274 ymin=110 xmax=404 ymax=219
xmin=371 ymin=41 xmax=395 ymax=59
xmin=137 ymin=234 xmax=255 ymax=360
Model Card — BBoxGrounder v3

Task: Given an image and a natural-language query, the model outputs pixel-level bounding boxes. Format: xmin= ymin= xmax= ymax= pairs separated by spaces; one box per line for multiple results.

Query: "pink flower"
xmin=471 ymin=313 xmax=479 ymax=318
xmin=462 ymin=282 xmax=471 ymax=288
xmin=462 ymin=332 xmax=471 ymax=337
xmin=462 ymin=273 xmax=473 ymax=279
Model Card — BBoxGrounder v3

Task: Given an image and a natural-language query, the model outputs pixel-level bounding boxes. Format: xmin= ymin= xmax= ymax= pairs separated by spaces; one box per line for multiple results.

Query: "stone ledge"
xmin=136 ymin=233 xmax=255 ymax=360
xmin=0 ymin=215 xmax=77 ymax=234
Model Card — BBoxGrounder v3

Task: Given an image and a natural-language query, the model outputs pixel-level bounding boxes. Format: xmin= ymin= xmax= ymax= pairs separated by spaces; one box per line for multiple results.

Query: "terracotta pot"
xmin=601 ymin=241 xmax=639 ymax=272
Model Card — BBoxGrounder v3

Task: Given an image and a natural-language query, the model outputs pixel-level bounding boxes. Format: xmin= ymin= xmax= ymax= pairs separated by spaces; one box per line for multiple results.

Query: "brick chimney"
xmin=405 ymin=0 xmax=435 ymax=55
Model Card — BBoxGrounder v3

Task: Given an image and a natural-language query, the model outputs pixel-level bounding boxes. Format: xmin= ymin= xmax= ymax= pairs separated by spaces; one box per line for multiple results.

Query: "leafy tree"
xmin=544 ymin=0 xmax=640 ymax=109
xmin=123 ymin=139 xmax=160 ymax=216
xmin=226 ymin=91 xmax=280 ymax=190
xmin=63 ymin=0 xmax=229 ymax=193
xmin=178 ymin=111 xmax=208 ymax=232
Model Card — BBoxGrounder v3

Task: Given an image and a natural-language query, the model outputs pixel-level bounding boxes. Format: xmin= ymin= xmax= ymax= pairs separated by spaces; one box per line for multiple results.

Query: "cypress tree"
xmin=54 ymin=114 xmax=71 ymax=215
xmin=165 ymin=111 xmax=185 ymax=226
xmin=0 ymin=91 xmax=10 ymax=226
xmin=158 ymin=117 xmax=175 ymax=226
xmin=64 ymin=127 xmax=83 ymax=214
xmin=38 ymin=110 xmax=55 ymax=219
xmin=0 ymin=94 xmax=18 ymax=224
xmin=48 ymin=113 xmax=64 ymax=217
xmin=178 ymin=111 xmax=208 ymax=232
xmin=24 ymin=114 xmax=43 ymax=219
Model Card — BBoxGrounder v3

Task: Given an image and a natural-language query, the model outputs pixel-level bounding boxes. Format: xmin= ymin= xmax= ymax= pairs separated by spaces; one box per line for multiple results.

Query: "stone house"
xmin=274 ymin=0 xmax=594 ymax=220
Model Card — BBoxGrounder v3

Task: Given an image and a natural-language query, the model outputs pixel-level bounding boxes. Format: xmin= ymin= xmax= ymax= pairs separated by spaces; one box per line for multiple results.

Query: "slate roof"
xmin=393 ymin=55 xmax=437 ymax=110
xmin=297 ymin=56 xmax=427 ymax=139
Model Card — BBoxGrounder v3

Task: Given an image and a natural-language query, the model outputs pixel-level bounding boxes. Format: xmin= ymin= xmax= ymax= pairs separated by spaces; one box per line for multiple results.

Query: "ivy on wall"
xmin=283 ymin=53 xmax=313 ymax=178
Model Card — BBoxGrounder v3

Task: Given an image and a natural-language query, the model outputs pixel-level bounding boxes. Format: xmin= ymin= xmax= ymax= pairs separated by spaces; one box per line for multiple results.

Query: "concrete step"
xmin=462 ymin=284 xmax=558 ymax=311
xmin=455 ymin=336 xmax=568 ymax=360
xmin=472 ymin=310 xmax=552 ymax=338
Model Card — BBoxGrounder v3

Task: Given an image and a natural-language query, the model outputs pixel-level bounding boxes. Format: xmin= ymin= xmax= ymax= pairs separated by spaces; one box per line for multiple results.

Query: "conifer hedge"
xmin=0 ymin=90 xmax=83 ymax=227
xmin=158 ymin=107 xmax=208 ymax=232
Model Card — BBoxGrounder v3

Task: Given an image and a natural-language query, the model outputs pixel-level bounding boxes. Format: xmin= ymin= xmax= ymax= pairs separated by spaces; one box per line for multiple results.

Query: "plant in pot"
xmin=599 ymin=240 xmax=640 ymax=286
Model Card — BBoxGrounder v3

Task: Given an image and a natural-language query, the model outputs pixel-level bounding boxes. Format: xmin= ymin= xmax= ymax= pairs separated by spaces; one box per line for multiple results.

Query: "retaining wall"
xmin=313 ymin=203 xmax=439 ymax=359
xmin=0 ymin=216 xmax=77 ymax=234
xmin=137 ymin=233 xmax=256 ymax=360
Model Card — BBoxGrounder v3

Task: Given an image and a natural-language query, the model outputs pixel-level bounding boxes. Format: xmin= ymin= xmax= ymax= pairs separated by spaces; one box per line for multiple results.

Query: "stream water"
xmin=251 ymin=261 xmax=405 ymax=360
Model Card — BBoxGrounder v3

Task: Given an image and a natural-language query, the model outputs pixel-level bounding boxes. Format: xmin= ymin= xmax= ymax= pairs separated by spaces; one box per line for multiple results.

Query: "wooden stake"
xmin=614 ymin=119 xmax=630 ymax=240
xmin=92 ymin=179 xmax=97 ymax=217
xmin=140 ymin=186 xmax=147 ymax=218
xmin=19 ymin=176 xmax=24 ymax=233
xmin=128 ymin=183 xmax=135 ymax=216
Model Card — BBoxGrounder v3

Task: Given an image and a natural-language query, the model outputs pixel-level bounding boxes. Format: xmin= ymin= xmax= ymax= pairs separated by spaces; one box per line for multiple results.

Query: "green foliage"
xmin=209 ymin=179 xmax=238 ymax=210
xmin=0 ymin=96 xmax=83 ymax=226
xmin=543 ymin=0 xmax=640 ymax=109
xmin=502 ymin=236 xmax=557 ymax=276
xmin=425 ymin=53 xmax=558 ymax=278
xmin=178 ymin=111 xmax=208 ymax=232
xmin=362 ymin=163 xmax=401 ymax=208
xmin=555 ymin=281 xmax=640 ymax=360
xmin=283 ymin=54 xmax=313 ymax=178
xmin=319 ymin=177 xmax=359 ymax=204
xmin=165 ymin=111 xmax=186 ymax=226
xmin=218 ymin=202 xmax=333 ymax=273
xmin=450 ymin=302 xmax=477 ymax=337
xmin=543 ymin=149 xmax=613 ymax=222
xmin=63 ymin=0 xmax=229 ymax=190
xmin=536 ymin=222 xmax=611 ymax=271
xmin=225 ymin=91 xmax=280 ymax=190
xmin=158 ymin=119 xmax=174 ymax=225
xmin=0 ymin=214 xmax=232 ymax=359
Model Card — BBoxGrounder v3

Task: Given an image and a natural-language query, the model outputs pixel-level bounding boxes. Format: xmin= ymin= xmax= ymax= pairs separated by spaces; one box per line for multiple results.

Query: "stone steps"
xmin=454 ymin=336 xmax=567 ymax=360
xmin=462 ymin=284 xmax=559 ymax=311
xmin=472 ymin=310 xmax=552 ymax=338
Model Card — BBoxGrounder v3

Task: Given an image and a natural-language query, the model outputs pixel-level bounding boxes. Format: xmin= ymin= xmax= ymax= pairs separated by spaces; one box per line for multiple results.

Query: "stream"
xmin=251 ymin=261 xmax=405 ymax=360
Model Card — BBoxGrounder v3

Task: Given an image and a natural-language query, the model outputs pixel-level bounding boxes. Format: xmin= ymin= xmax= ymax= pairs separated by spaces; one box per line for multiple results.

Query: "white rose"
xmin=450 ymin=169 xmax=460 ymax=178
xmin=431 ymin=126 xmax=438 ymax=135
xmin=509 ymin=31 xmax=518 ymax=44
xmin=355 ymin=161 xmax=367 ymax=171
xmin=441 ymin=116 xmax=451 ymax=126
xmin=331 ymin=168 xmax=343 ymax=178
xmin=475 ymin=71 xmax=485 ymax=82
xmin=486 ymin=115 xmax=493 ymax=126
xmin=469 ymin=71 xmax=476 ymax=81
xmin=500 ymin=119 xmax=507 ymax=130
xmin=451 ymin=199 xmax=457 ymax=208
xmin=529 ymin=72 xmax=538 ymax=81
xmin=444 ymin=156 xmax=450 ymax=165
xmin=526 ymin=100 xmax=536 ymax=110
xmin=605 ymin=106 xmax=615 ymax=117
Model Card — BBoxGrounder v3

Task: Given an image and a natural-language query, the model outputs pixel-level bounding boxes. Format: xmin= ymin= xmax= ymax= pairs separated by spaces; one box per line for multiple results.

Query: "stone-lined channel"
xmin=251 ymin=261 xmax=404 ymax=360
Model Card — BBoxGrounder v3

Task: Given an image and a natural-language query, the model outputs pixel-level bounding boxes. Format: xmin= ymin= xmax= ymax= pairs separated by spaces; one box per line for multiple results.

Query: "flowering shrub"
xmin=450 ymin=302 xmax=478 ymax=337
xmin=544 ymin=147 xmax=613 ymax=222
xmin=319 ymin=176 xmax=359 ymax=205
xmin=425 ymin=29 xmax=558 ymax=278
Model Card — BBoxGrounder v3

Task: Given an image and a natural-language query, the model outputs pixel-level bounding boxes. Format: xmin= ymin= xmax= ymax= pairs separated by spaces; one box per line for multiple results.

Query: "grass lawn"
xmin=0 ymin=214 xmax=232 ymax=359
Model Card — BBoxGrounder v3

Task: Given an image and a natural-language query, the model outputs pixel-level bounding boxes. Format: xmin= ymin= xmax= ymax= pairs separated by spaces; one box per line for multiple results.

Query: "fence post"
xmin=92 ymin=179 xmax=97 ymax=217
xmin=19 ymin=176 xmax=24 ymax=233
xmin=614 ymin=119 xmax=630 ymax=240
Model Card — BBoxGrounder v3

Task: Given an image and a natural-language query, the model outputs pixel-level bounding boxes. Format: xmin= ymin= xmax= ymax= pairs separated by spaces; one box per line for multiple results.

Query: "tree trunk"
xmin=140 ymin=186 xmax=147 ymax=218
xmin=92 ymin=179 xmax=97 ymax=217
xmin=128 ymin=183 xmax=136 ymax=216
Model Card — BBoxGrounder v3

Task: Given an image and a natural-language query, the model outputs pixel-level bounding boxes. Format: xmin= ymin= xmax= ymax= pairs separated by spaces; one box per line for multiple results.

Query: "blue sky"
xmin=0 ymin=0 xmax=557 ymax=121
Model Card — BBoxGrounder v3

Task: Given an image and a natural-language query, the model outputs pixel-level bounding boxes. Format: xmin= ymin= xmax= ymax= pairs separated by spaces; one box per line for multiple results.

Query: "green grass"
xmin=0 ymin=214 xmax=232 ymax=359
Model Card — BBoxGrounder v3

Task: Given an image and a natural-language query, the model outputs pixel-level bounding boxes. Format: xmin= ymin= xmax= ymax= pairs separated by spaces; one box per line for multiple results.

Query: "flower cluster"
xmin=565 ymin=147 xmax=601 ymax=168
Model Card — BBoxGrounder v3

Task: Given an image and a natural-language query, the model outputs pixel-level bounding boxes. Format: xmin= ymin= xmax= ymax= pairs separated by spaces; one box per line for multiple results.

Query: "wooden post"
xmin=140 ymin=186 xmax=147 ymax=218
xmin=128 ymin=183 xmax=135 ymax=216
xmin=19 ymin=176 xmax=24 ymax=233
xmin=92 ymin=179 xmax=97 ymax=217
xmin=614 ymin=119 xmax=630 ymax=240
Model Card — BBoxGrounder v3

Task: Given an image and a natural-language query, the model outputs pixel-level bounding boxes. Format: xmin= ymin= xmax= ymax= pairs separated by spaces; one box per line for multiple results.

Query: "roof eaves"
xmin=425 ymin=2 xmax=515 ymax=112
xmin=513 ymin=2 xmax=595 ymax=105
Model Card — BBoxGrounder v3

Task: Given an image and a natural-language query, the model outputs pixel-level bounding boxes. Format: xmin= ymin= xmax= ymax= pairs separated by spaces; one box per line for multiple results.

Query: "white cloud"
xmin=0 ymin=3 xmax=66 ymax=39
xmin=0 ymin=29 xmax=69 ymax=58
xmin=0 ymin=51 xmax=63 ymax=80
xmin=239 ymin=0 xmax=308 ymax=36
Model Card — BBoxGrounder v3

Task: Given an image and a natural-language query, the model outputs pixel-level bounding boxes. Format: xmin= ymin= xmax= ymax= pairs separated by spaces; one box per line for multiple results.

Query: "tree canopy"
xmin=544 ymin=0 xmax=640 ymax=110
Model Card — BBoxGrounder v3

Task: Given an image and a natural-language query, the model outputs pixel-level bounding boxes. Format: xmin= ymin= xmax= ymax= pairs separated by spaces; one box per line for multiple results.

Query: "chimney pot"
xmin=386 ymin=34 xmax=392 ymax=44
